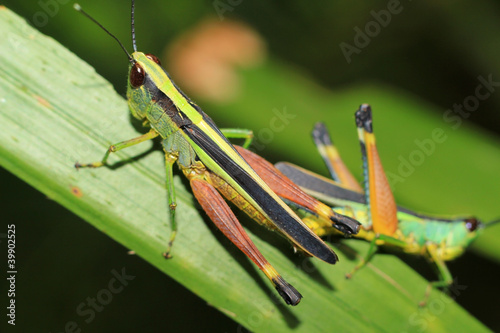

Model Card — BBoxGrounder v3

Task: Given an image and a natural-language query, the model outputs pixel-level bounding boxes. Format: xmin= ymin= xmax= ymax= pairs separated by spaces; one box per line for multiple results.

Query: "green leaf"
xmin=0 ymin=7 xmax=494 ymax=332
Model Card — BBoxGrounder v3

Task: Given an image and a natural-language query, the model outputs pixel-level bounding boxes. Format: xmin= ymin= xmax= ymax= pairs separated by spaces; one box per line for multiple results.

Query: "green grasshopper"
xmin=73 ymin=1 xmax=360 ymax=305
xmin=269 ymin=104 xmax=484 ymax=305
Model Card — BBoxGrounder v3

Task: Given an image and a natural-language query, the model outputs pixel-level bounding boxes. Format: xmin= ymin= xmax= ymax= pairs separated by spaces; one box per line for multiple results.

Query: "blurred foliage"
xmin=1 ymin=0 xmax=499 ymax=332
xmin=5 ymin=0 xmax=500 ymax=134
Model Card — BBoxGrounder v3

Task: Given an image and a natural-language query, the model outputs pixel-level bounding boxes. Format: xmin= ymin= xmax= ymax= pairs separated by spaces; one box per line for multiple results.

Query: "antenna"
xmin=486 ymin=218 xmax=500 ymax=228
xmin=74 ymin=3 xmax=134 ymax=63
xmin=131 ymin=0 xmax=137 ymax=52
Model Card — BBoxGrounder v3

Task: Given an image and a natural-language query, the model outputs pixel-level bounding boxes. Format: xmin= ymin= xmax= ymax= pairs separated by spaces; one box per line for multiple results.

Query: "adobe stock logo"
xmin=250 ymin=106 xmax=296 ymax=152
xmin=386 ymin=74 xmax=499 ymax=190
xmin=32 ymin=0 xmax=71 ymax=28
xmin=50 ymin=268 xmax=135 ymax=333
xmin=213 ymin=0 xmax=244 ymax=20
xmin=443 ymin=74 xmax=500 ymax=129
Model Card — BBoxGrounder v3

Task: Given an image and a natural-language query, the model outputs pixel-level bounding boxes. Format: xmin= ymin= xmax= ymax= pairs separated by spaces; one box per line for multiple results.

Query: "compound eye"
xmin=145 ymin=53 xmax=161 ymax=65
xmin=130 ymin=62 xmax=145 ymax=88
xmin=465 ymin=218 xmax=480 ymax=232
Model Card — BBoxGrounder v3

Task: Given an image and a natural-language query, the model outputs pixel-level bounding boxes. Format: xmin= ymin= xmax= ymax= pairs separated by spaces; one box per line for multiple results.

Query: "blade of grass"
xmin=0 ymin=7 xmax=492 ymax=332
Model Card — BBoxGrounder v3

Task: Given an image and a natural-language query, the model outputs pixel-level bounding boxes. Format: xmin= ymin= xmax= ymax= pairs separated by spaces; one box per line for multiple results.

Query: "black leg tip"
xmin=273 ymin=276 xmax=302 ymax=306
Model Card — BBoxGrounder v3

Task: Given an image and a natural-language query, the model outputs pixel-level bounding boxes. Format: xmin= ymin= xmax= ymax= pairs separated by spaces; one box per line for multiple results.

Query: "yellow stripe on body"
xmin=134 ymin=53 xmax=330 ymax=259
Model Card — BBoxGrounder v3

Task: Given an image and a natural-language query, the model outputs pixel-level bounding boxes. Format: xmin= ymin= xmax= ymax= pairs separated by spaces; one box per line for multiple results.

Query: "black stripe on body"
xmin=184 ymin=124 xmax=338 ymax=264
xmin=276 ymin=163 xmax=366 ymax=205
xmin=140 ymin=68 xmax=337 ymax=261
xmin=142 ymin=71 xmax=197 ymax=128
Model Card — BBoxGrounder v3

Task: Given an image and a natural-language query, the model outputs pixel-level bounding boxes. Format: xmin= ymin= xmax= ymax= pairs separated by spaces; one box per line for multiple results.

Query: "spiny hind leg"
xmin=188 ymin=169 xmax=302 ymax=305
xmin=312 ymin=122 xmax=363 ymax=192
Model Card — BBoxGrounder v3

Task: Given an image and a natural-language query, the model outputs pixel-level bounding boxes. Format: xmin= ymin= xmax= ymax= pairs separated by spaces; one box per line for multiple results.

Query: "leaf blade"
xmin=0 ymin=7 xmax=492 ymax=332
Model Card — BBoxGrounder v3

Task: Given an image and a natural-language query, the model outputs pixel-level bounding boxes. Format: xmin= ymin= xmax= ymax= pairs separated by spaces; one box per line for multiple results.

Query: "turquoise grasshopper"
xmin=272 ymin=104 xmax=483 ymax=304
xmin=73 ymin=1 xmax=360 ymax=305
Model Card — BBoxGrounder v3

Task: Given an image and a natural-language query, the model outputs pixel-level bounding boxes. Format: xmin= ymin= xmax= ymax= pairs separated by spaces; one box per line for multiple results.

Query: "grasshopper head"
xmin=126 ymin=52 xmax=163 ymax=121
xmin=463 ymin=217 xmax=483 ymax=244
xmin=442 ymin=217 xmax=482 ymax=260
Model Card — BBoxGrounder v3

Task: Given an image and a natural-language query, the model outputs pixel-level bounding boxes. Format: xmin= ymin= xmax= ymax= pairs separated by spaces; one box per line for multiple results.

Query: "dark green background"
xmin=2 ymin=0 xmax=499 ymax=332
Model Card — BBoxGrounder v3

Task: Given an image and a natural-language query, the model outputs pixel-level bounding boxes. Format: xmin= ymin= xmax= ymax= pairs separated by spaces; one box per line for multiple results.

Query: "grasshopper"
xmin=267 ymin=104 xmax=484 ymax=305
xmin=73 ymin=1 xmax=360 ymax=305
